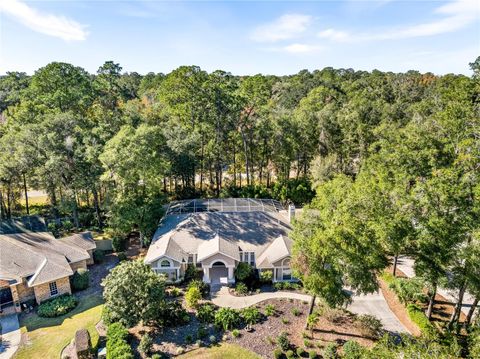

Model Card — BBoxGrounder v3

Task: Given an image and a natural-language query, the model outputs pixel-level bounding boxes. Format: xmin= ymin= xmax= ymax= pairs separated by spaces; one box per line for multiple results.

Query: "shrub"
xmin=266 ymin=336 xmax=276 ymax=345
xmin=209 ymin=335 xmax=216 ymax=343
xmin=264 ymin=304 xmax=276 ymax=316
xmin=214 ymin=308 xmax=240 ymax=330
xmin=286 ymin=350 xmax=295 ymax=358
xmin=185 ymin=334 xmax=193 ymax=344
xmin=38 ymin=294 xmax=78 ymax=318
xmin=282 ymin=317 xmax=290 ymax=325
xmin=112 ymin=235 xmax=128 ymax=252
xmin=304 ymin=339 xmax=312 ymax=348
xmin=197 ymin=326 xmax=207 ymax=339
xmin=389 ymin=277 xmax=428 ymax=304
xmin=308 ymin=350 xmax=318 ymax=359
xmin=117 ymin=252 xmax=127 ymax=261
xmin=93 ymin=249 xmax=105 ymax=263
xmin=197 ymin=302 xmax=216 ymax=323
xmin=260 ymin=270 xmax=273 ymax=283
xmin=297 ymin=347 xmax=306 ymax=357
xmin=159 ymin=300 xmax=189 ymax=326
xmin=323 ymin=343 xmax=337 ymax=359
xmin=106 ymin=322 xmax=134 ymax=359
xmin=406 ymin=303 xmax=435 ymax=335
xmin=241 ymin=307 xmax=261 ymax=325
xmin=187 ymin=279 xmax=210 ymax=298
xmin=71 ymin=268 xmax=90 ymax=291
xmin=277 ymin=332 xmax=290 ymax=351
xmin=235 ymin=282 xmax=248 ymax=295
xmin=151 ymin=354 xmax=163 ymax=359
xmin=355 ymin=314 xmax=383 ymax=339
xmin=185 ymin=285 xmax=202 ymax=308
xmin=324 ymin=307 xmax=344 ymax=323
xmin=139 ymin=333 xmax=153 ymax=355
xmin=168 ymin=287 xmax=181 ymax=297
xmin=184 ymin=264 xmax=198 ymax=283
xmin=292 ymin=308 xmax=301 ymax=316
xmin=232 ymin=329 xmax=240 ymax=338
xmin=343 ymin=340 xmax=364 ymax=359
xmin=274 ymin=282 xmax=284 ymax=290
xmin=62 ymin=220 xmax=73 ymax=231
xmin=176 ymin=347 xmax=185 ymax=355
xmin=273 ymin=348 xmax=284 ymax=359
xmin=235 ymin=262 xmax=254 ymax=281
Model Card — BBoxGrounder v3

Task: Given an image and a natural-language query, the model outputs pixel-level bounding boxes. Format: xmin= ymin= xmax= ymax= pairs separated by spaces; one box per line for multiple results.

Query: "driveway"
xmin=0 ymin=314 xmax=21 ymax=359
xmin=397 ymin=256 xmax=477 ymax=316
xmin=347 ymin=291 xmax=409 ymax=334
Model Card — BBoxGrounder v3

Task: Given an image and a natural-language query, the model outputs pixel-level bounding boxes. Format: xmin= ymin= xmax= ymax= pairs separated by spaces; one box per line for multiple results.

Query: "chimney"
xmin=288 ymin=204 xmax=295 ymax=223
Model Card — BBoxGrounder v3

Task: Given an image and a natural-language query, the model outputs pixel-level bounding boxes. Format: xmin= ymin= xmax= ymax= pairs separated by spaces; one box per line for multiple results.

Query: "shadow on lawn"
xmin=20 ymin=295 xmax=104 ymax=332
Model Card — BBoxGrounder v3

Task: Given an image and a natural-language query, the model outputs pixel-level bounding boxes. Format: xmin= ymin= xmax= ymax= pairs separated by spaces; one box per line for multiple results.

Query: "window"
xmin=49 ymin=281 xmax=58 ymax=296
xmin=188 ymin=255 xmax=194 ymax=264
xmin=160 ymin=259 xmax=171 ymax=267
xmin=282 ymin=269 xmax=292 ymax=281
xmin=239 ymin=251 xmax=255 ymax=267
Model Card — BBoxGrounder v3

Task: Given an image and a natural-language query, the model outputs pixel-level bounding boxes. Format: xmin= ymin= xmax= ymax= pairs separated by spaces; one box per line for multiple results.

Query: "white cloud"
xmin=318 ymin=0 xmax=479 ymax=42
xmin=251 ymin=14 xmax=312 ymax=42
xmin=318 ymin=29 xmax=349 ymax=42
xmin=0 ymin=0 xmax=88 ymax=41
xmin=283 ymin=43 xmax=322 ymax=54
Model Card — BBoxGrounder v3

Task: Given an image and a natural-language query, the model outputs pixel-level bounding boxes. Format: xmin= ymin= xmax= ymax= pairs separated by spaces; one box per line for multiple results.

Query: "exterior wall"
xmin=271 ymin=257 xmax=295 ymax=282
xmin=70 ymin=260 xmax=87 ymax=272
xmin=150 ymin=256 xmax=182 ymax=283
xmin=152 ymin=257 xmax=181 ymax=268
xmin=200 ymin=253 xmax=236 ymax=268
xmin=33 ymin=276 xmax=72 ymax=304
xmin=11 ymin=279 xmax=35 ymax=303
xmin=86 ymin=249 xmax=94 ymax=265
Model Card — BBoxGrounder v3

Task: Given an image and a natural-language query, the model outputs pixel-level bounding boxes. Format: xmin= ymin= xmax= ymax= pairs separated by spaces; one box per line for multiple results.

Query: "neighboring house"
xmin=144 ymin=198 xmax=297 ymax=285
xmin=0 ymin=231 xmax=96 ymax=312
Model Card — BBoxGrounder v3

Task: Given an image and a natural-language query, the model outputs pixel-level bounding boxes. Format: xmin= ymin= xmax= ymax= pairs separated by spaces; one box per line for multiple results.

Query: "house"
xmin=0 ymin=231 xmax=96 ymax=313
xmin=144 ymin=198 xmax=296 ymax=285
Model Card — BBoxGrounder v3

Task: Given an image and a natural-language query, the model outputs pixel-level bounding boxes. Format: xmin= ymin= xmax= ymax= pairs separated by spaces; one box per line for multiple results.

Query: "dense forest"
xmin=0 ymin=59 xmax=478 ymax=243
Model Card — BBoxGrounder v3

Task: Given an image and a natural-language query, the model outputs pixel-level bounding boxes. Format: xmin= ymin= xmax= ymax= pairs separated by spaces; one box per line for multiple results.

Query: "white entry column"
xmin=227 ymin=266 xmax=235 ymax=284
xmin=202 ymin=266 xmax=211 ymax=283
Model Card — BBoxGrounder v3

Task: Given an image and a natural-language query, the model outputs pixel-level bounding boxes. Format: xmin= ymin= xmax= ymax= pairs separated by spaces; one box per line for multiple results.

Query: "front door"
xmin=210 ymin=262 xmax=228 ymax=285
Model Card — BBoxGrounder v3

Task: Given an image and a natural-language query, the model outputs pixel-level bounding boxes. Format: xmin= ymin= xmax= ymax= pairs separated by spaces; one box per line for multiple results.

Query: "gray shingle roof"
xmin=256 ymin=235 xmax=293 ymax=268
xmin=0 ymin=231 xmax=95 ymax=286
xmin=146 ymin=201 xmax=291 ymax=266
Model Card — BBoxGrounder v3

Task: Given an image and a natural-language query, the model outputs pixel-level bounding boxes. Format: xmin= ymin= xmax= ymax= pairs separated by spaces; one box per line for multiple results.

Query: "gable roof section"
xmin=59 ymin=232 xmax=96 ymax=251
xmin=0 ymin=231 xmax=95 ymax=286
xmin=197 ymin=234 xmax=240 ymax=262
xmin=144 ymin=233 xmax=187 ymax=264
xmin=256 ymin=235 xmax=292 ymax=269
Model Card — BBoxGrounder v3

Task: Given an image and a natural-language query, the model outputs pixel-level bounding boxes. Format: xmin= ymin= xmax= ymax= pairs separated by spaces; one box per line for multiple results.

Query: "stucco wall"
xmin=152 ymin=257 xmax=181 ymax=268
xmin=201 ymin=253 xmax=236 ymax=267
xmin=33 ymin=277 xmax=71 ymax=304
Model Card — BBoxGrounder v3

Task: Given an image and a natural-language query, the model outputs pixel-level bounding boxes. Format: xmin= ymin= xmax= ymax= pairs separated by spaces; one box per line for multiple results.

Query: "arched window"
xmin=160 ymin=259 xmax=171 ymax=267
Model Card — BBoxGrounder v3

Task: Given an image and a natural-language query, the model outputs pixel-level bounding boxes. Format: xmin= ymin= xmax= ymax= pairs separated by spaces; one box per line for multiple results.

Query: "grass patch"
xmin=15 ymin=296 xmax=103 ymax=359
xmin=406 ymin=303 xmax=435 ymax=336
xmin=177 ymin=343 xmax=260 ymax=359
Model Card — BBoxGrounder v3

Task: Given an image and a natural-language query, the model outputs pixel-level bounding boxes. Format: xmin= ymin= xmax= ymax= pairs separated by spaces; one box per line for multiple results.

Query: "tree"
xmin=102 ymin=260 xmax=166 ymax=327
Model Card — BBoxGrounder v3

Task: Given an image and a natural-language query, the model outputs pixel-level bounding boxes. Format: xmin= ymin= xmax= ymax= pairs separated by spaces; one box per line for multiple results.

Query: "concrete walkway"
xmin=397 ymin=256 xmax=477 ymax=316
xmin=347 ymin=291 xmax=409 ymax=334
xmin=0 ymin=314 xmax=21 ymax=359
xmin=211 ymin=286 xmax=311 ymax=309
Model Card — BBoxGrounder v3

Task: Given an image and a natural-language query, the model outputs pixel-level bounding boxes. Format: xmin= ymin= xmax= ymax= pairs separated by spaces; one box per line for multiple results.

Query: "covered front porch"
xmin=202 ymin=260 xmax=235 ymax=285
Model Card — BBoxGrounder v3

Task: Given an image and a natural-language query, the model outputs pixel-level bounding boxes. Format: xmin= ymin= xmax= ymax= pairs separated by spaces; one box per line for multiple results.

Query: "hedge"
xmin=106 ymin=322 xmax=134 ymax=359
xmin=38 ymin=294 xmax=78 ymax=317
xmin=72 ymin=268 xmax=90 ymax=291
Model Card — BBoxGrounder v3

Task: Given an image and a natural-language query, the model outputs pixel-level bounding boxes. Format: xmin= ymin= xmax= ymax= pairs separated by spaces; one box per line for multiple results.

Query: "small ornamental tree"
xmin=235 ymin=262 xmax=254 ymax=282
xmin=102 ymin=260 xmax=166 ymax=327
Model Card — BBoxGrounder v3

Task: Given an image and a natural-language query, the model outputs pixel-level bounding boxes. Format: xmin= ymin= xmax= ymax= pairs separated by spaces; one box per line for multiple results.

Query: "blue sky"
xmin=0 ymin=0 xmax=479 ymax=76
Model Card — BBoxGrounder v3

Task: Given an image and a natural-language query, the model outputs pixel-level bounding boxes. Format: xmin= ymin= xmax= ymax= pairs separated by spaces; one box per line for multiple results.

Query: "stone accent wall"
xmin=11 ymin=279 xmax=35 ymax=303
xmin=33 ymin=276 xmax=72 ymax=304
xmin=70 ymin=260 xmax=87 ymax=272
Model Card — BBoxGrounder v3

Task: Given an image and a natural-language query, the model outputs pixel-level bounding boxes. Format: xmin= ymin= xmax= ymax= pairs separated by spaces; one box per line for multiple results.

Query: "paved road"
xmin=397 ymin=256 xmax=477 ymax=316
xmin=347 ymin=291 xmax=409 ymax=334
xmin=0 ymin=314 xmax=21 ymax=359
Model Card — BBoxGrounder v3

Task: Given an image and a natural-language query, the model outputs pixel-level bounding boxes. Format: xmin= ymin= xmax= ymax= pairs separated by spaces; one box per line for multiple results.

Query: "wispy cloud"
xmin=0 ymin=0 xmax=87 ymax=41
xmin=251 ymin=14 xmax=312 ymax=42
xmin=283 ymin=43 xmax=322 ymax=54
xmin=319 ymin=0 xmax=479 ymax=42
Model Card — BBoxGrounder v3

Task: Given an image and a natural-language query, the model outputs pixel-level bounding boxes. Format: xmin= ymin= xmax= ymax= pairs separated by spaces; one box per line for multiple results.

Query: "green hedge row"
xmin=106 ymin=322 xmax=134 ymax=359
xmin=406 ymin=304 xmax=435 ymax=336
xmin=38 ymin=294 xmax=78 ymax=318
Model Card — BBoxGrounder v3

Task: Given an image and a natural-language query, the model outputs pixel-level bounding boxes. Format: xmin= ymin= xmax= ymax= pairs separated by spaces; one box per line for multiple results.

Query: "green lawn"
xmin=178 ymin=343 xmax=261 ymax=359
xmin=14 ymin=296 xmax=104 ymax=359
